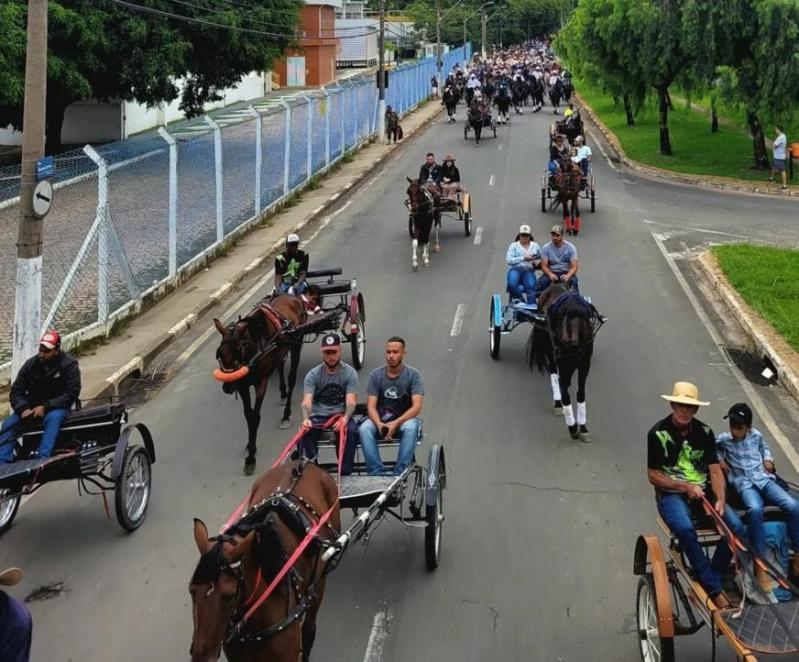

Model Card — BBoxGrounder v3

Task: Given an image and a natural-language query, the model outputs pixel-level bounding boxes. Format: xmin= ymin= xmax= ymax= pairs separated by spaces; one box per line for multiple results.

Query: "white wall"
xmin=0 ymin=125 xmax=22 ymax=147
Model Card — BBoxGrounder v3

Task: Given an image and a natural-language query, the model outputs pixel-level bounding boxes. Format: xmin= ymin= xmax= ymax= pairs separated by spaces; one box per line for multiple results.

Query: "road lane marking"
xmin=643 ymin=218 xmax=748 ymax=239
xmin=450 ymin=304 xmax=466 ymax=337
xmin=498 ymin=143 xmax=503 ymax=151
xmin=652 ymin=232 xmax=799 ymax=472
xmin=489 ymin=175 xmax=495 ymax=186
xmin=586 ymin=128 xmax=618 ymax=173
xmin=474 ymin=226 xmax=484 ymax=245
xmin=363 ymin=606 xmax=393 ymax=662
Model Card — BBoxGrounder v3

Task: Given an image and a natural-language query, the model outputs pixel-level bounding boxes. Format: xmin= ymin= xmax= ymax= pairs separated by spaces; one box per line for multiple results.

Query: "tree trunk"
xmin=656 ymin=87 xmax=672 ymax=155
xmin=623 ymin=93 xmax=635 ymax=126
xmin=746 ymin=110 xmax=769 ymax=169
xmin=711 ymin=101 xmax=718 ymax=133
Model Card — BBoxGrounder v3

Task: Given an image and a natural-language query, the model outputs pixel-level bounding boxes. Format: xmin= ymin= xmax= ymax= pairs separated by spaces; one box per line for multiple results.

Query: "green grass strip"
xmin=713 ymin=244 xmax=799 ymax=351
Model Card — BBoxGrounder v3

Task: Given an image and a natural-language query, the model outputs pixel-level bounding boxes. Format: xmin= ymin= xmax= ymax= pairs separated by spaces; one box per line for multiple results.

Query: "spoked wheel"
xmin=636 ymin=574 xmax=675 ymax=662
xmin=350 ymin=312 xmax=366 ymax=370
xmin=591 ymin=181 xmax=596 ymax=213
xmin=463 ymin=210 xmax=472 ymax=237
xmin=424 ymin=446 xmax=445 ymax=570
xmin=0 ymin=489 xmax=21 ymax=535
xmin=489 ymin=297 xmax=501 ymax=360
xmin=115 ymin=446 xmax=152 ymax=532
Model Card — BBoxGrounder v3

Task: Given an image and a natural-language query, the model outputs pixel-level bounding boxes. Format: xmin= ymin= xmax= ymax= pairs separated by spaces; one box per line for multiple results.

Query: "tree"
xmin=0 ymin=0 xmax=300 ymax=149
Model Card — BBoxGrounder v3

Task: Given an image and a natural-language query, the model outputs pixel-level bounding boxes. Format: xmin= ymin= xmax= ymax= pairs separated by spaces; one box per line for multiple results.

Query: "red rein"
xmin=222 ymin=415 xmax=345 ymax=635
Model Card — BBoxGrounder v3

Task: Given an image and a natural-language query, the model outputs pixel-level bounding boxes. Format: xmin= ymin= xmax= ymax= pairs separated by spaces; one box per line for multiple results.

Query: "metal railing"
xmin=0 ymin=45 xmax=471 ymax=370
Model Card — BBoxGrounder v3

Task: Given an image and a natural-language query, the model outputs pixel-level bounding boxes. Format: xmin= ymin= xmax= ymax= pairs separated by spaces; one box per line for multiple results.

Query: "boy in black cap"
xmin=716 ymin=402 xmax=799 ymax=588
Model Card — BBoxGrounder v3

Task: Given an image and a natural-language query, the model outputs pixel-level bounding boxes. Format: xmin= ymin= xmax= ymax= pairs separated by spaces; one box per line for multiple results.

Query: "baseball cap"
xmin=40 ymin=330 xmax=61 ymax=350
xmin=724 ymin=402 xmax=753 ymax=425
xmin=286 ymin=233 xmax=300 ymax=245
xmin=321 ymin=332 xmax=341 ymax=350
xmin=518 ymin=224 xmax=532 ymax=236
xmin=550 ymin=224 xmax=564 ymax=235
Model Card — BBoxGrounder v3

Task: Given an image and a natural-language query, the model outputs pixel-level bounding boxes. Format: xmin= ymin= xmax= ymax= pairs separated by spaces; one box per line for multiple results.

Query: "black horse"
xmin=406 ymin=177 xmax=440 ymax=271
xmin=443 ymin=86 xmax=460 ymax=123
xmin=526 ymin=284 xmax=602 ymax=441
xmin=494 ymin=83 xmax=511 ymax=124
xmin=550 ymin=79 xmax=563 ymax=114
xmin=467 ymin=102 xmax=488 ymax=145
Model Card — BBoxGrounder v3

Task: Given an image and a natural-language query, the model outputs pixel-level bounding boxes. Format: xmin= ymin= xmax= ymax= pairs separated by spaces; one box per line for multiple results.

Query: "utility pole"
xmin=463 ymin=16 xmax=467 ymax=48
xmin=13 ymin=0 xmax=48 ymax=378
xmin=377 ymin=0 xmax=386 ymax=142
xmin=481 ymin=6 xmax=487 ymax=58
xmin=435 ymin=0 xmax=442 ymax=92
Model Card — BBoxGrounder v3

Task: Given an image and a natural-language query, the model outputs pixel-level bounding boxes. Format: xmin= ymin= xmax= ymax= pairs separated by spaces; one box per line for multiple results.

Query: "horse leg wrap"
xmin=550 ymin=373 xmax=561 ymax=401
xmin=412 ymin=239 xmax=418 ymax=269
xmin=563 ymin=404 xmax=576 ymax=427
xmin=422 ymin=243 xmax=430 ymax=266
xmin=576 ymin=401 xmax=587 ymax=426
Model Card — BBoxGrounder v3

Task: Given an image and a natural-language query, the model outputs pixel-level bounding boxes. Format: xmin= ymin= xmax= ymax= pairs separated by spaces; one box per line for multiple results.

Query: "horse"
xmin=406 ymin=177 xmax=440 ymax=272
xmin=443 ymin=86 xmax=460 ymax=123
xmin=554 ymin=158 xmax=583 ymax=236
xmin=189 ymin=461 xmax=341 ymax=662
xmin=549 ymin=79 xmax=562 ymax=114
xmin=494 ymin=84 xmax=511 ymax=124
xmin=530 ymin=77 xmax=544 ymax=112
xmin=526 ymin=283 xmax=598 ymax=441
xmin=511 ymin=79 xmax=526 ymax=114
xmin=214 ymin=295 xmax=306 ymax=475
xmin=562 ymin=77 xmax=574 ymax=103
xmin=467 ymin=102 xmax=487 ymax=146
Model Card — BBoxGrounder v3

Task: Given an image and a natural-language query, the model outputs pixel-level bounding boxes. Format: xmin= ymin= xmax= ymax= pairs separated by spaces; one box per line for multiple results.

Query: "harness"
xmin=406 ymin=183 xmax=436 ymax=215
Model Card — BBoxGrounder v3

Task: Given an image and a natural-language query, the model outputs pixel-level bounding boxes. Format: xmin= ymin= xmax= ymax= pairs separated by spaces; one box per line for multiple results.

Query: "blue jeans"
xmin=657 ymin=491 xmax=745 ymax=596
xmin=278 ymin=281 xmax=306 ymax=294
xmin=297 ymin=415 xmax=358 ymax=476
xmin=538 ymin=274 xmax=579 ymax=291
xmin=359 ymin=418 xmax=421 ymax=476
xmin=740 ymin=480 xmax=799 ymax=558
xmin=506 ymin=268 xmax=538 ymax=302
xmin=0 ymin=592 xmax=32 ymax=662
xmin=0 ymin=409 xmax=69 ymax=463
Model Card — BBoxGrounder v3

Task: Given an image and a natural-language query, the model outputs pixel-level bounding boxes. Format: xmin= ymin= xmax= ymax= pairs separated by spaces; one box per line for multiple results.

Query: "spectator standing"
xmin=771 ymin=125 xmax=788 ymax=190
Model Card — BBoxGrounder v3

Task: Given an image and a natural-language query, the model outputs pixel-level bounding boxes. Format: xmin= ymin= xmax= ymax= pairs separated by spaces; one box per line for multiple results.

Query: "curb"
xmin=85 ymin=102 xmax=444 ymax=402
xmin=576 ymin=93 xmax=799 ymax=201
xmin=694 ymin=250 xmax=799 ymax=405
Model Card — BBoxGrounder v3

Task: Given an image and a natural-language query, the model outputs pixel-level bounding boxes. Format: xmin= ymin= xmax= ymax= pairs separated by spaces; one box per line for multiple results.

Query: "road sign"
xmin=36 ymin=155 xmax=54 ymax=180
xmin=32 ymin=179 xmax=53 ymax=219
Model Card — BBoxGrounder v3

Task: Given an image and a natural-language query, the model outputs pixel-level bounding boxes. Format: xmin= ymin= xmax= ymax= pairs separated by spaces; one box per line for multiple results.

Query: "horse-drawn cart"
xmin=549 ymin=111 xmax=584 ymax=145
xmin=488 ymin=295 xmax=546 ymax=361
xmin=0 ymin=403 xmax=155 ymax=535
xmin=541 ymin=168 xmax=596 ymax=214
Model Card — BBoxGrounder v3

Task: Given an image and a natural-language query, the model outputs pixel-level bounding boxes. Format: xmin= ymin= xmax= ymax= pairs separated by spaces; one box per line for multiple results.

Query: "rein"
xmin=406 ymin=184 xmax=435 ymax=215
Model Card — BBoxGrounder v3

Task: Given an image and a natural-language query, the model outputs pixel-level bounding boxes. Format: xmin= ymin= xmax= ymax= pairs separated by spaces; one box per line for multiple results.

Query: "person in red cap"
xmin=0 ymin=331 xmax=81 ymax=463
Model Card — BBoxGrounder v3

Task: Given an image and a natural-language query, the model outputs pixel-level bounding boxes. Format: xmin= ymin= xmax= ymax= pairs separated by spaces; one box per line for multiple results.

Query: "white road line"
xmin=174 ymin=206 xmax=345 ymax=367
xmin=652 ymin=232 xmax=799 ymax=472
xmin=489 ymin=175 xmax=495 ymax=186
xmin=473 ymin=226 xmax=484 ymax=245
xmin=498 ymin=143 xmax=503 ymax=151
xmin=362 ymin=607 xmax=393 ymax=662
xmin=450 ymin=304 xmax=466 ymax=337
xmin=643 ymin=218 xmax=749 ymax=239
xmin=587 ymin=128 xmax=618 ymax=173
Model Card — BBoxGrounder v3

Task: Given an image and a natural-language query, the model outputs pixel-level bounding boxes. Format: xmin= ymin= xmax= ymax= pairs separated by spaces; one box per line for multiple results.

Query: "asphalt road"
xmin=3 ymin=99 xmax=799 ymax=662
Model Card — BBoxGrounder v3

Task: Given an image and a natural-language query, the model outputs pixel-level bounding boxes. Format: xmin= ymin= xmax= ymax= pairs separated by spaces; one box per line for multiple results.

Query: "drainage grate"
xmin=725 ymin=347 xmax=777 ymax=387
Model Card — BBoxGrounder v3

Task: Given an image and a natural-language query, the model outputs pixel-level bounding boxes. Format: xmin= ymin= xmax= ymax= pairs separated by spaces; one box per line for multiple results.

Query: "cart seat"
xmin=20 ymin=404 xmax=126 ymax=437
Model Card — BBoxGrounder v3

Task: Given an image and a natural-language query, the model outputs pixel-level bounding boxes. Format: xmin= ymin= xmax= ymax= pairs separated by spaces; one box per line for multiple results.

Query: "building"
xmin=275 ymin=0 xmax=341 ymax=87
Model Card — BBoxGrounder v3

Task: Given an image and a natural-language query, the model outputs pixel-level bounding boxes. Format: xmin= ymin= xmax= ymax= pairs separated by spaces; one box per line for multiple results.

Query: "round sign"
xmin=32 ymin=180 xmax=53 ymax=219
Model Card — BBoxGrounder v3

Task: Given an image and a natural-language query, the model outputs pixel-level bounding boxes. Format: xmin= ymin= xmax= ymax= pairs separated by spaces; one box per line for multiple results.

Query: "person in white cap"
xmin=0 ymin=330 xmax=81 ymax=463
xmin=0 ymin=567 xmax=31 ymax=661
xmin=505 ymin=225 xmax=541 ymax=304
xmin=647 ymin=381 xmax=745 ymax=608
xmin=274 ymin=234 xmax=309 ymax=295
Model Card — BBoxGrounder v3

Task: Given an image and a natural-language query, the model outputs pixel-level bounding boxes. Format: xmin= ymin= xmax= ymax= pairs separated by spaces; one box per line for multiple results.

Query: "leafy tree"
xmin=0 ymin=0 xmax=300 ymax=149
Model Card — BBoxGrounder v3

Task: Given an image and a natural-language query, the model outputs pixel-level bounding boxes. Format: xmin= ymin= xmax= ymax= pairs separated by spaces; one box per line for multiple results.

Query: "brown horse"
xmin=214 ymin=295 xmax=306 ymax=475
xmin=554 ymin=158 xmax=583 ymax=236
xmin=406 ymin=177 xmax=440 ymax=272
xmin=190 ymin=461 xmax=341 ymax=662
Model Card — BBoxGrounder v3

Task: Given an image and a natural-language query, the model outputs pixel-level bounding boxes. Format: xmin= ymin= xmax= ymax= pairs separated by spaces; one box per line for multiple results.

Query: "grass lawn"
xmin=713 ymin=244 xmax=799 ymax=352
xmin=576 ymin=79 xmax=798 ymax=185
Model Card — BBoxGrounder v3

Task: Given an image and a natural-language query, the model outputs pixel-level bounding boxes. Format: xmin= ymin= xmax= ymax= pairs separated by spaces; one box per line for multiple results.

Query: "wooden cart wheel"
xmin=636 ymin=574 xmax=675 ymax=662
xmin=489 ymin=297 xmax=502 ymax=360
xmin=0 ymin=489 xmax=21 ymax=535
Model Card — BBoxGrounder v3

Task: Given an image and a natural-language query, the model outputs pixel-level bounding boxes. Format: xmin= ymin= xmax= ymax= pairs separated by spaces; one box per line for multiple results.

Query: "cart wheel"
xmin=424 ymin=448 xmax=445 ymax=571
xmin=115 ymin=446 xmax=152 ymax=532
xmin=591 ymin=187 xmax=596 ymax=213
xmin=541 ymin=188 xmax=547 ymax=213
xmin=636 ymin=574 xmax=675 ymax=662
xmin=464 ymin=210 xmax=472 ymax=237
xmin=457 ymin=205 xmax=463 ymax=220
xmin=489 ymin=297 xmax=501 ymax=360
xmin=350 ymin=312 xmax=366 ymax=370
xmin=408 ymin=214 xmax=415 ymax=239
xmin=0 ymin=489 xmax=21 ymax=536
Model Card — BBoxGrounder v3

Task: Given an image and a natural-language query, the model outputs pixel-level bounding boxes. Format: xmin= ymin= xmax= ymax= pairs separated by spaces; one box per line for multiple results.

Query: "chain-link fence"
xmin=0 ymin=44 xmax=472 ymax=368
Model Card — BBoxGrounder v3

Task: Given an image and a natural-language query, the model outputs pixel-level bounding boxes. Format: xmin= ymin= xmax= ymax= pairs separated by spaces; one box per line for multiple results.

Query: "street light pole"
xmin=13 ymin=0 xmax=48 ymax=377
xmin=463 ymin=16 xmax=467 ymax=48
xmin=479 ymin=2 xmax=493 ymax=59
xmin=377 ymin=0 xmax=386 ymax=142
xmin=435 ymin=0 xmax=442 ymax=92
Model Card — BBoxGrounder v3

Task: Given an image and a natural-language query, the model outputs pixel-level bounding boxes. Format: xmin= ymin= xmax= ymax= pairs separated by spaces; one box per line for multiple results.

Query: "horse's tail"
xmin=526 ymin=325 xmax=551 ymax=374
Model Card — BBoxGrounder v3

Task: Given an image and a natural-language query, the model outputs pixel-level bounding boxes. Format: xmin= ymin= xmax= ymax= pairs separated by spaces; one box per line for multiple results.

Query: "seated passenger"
xmin=506 ymin=225 xmax=541 ymax=304
xmin=275 ymin=234 xmax=309 ymax=294
xmin=440 ymin=153 xmax=463 ymax=200
xmin=359 ymin=337 xmax=424 ymax=476
xmin=571 ymin=136 xmax=592 ymax=178
xmin=549 ymin=134 xmax=569 ymax=162
xmin=538 ymin=225 xmax=579 ymax=290
xmin=717 ymin=403 xmax=799 ymax=592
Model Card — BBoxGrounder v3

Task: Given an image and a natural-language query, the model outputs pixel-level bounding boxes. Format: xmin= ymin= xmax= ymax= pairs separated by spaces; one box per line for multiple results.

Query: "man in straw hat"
xmin=0 ymin=566 xmax=32 ymax=661
xmin=647 ymin=382 xmax=745 ymax=608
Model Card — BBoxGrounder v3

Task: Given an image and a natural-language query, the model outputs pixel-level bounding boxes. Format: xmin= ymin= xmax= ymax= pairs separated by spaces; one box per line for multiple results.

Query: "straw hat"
xmin=0 ymin=567 xmax=23 ymax=586
xmin=444 ymin=153 xmax=456 ymax=162
xmin=661 ymin=382 xmax=709 ymax=407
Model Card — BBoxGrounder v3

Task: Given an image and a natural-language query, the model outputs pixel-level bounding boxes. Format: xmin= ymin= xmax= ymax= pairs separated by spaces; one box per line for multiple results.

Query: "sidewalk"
xmin=53 ymin=99 xmax=442 ymax=405
xmin=577 ymin=92 xmax=799 ymax=200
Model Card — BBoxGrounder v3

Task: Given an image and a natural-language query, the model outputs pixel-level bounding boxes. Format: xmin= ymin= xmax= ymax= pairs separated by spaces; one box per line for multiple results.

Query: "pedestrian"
xmin=770 ymin=125 xmax=788 ymax=190
xmin=430 ymin=75 xmax=439 ymax=98
xmin=0 ymin=567 xmax=32 ymax=662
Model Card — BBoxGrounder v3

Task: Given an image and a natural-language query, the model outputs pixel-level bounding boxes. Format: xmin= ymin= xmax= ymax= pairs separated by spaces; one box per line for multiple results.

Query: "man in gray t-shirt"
xmin=298 ymin=333 xmax=358 ymax=474
xmin=538 ymin=224 xmax=579 ymax=291
xmin=359 ymin=337 xmax=425 ymax=476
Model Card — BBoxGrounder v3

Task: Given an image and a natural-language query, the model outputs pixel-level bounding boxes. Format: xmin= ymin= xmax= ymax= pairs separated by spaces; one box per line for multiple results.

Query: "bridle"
xmin=405 ymin=182 xmax=436 ymax=216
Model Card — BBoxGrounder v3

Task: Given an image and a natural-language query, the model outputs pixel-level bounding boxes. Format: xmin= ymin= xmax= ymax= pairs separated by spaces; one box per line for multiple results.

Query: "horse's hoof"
xmin=412 ymin=263 xmax=418 ymax=272
xmin=434 ymin=245 xmax=441 ymax=254
xmin=553 ymin=402 xmax=564 ymax=416
xmin=568 ymin=424 xmax=580 ymax=440
xmin=244 ymin=459 xmax=256 ymax=476
xmin=579 ymin=426 xmax=592 ymax=443
xmin=279 ymin=418 xmax=291 ymax=430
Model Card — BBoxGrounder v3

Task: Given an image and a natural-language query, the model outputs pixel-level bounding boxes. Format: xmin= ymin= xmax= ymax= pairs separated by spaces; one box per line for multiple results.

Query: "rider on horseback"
xmin=275 ymin=234 xmax=309 ymax=294
xmin=538 ymin=225 xmax=579 ymax=290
